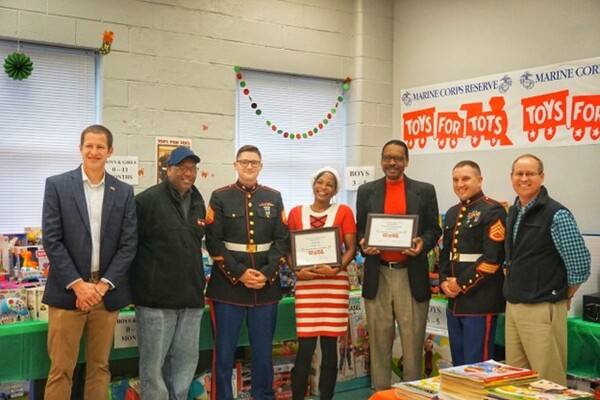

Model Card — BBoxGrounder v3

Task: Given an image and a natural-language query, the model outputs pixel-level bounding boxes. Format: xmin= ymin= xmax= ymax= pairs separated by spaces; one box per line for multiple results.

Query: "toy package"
xmin=348 ymin=294 xmax=370 ymax=378
xmin=0 ymin=287 xmax=30 ymax=324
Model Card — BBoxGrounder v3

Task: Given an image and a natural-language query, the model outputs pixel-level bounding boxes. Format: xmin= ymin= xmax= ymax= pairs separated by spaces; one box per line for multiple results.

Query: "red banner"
xmin=400 ymin=58 xmax=600 ymax=154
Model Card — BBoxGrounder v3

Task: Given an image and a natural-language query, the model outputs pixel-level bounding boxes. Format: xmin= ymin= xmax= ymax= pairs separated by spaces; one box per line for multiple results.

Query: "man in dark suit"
xmin=356 ymin=139 xmax=441 ymax=389
xmin=42 ymin=124 xmax=137 ymax=400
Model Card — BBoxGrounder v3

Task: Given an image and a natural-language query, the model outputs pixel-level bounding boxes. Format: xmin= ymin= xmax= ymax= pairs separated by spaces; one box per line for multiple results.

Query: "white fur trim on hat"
xmin=312 ymin=166 xmax=342 ymax=194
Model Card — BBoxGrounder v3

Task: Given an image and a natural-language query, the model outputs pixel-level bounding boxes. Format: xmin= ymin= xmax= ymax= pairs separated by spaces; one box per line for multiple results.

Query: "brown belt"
xmin=89 ymin=271 xmax=100 ymax=283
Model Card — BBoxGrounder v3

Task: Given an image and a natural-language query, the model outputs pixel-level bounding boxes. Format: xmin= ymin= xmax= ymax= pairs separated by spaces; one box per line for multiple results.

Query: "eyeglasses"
xmin=174 ymin=166 xmax=199 ymax=174
xmin=512 ymin=171 xmax=541 ymax=178
xmin=237 ymin=159 xmax=261 ymax=167
xmin=382 ymin=155 xmax=406 ymax=163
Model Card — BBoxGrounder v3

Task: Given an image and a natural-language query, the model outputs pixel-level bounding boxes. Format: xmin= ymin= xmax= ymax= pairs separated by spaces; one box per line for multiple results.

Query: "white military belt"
xmin=451 ymin=253 xmax=482 ymax=262
xmin=224 ymin=241 xmax=271 ymax=253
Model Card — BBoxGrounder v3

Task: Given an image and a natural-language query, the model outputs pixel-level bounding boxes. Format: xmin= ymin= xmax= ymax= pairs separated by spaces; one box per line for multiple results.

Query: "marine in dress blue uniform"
xmin=205 ymin=146 xmax=289 ymax=400
xmin=439 ymin=161 xmax=506 ymax=366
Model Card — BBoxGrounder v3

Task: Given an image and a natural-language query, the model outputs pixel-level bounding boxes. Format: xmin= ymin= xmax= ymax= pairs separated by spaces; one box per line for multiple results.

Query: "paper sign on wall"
xmin=344 ymin=166 xmax=374 ymax=191
xmin=156 ymin=137 xmax=193 ymax=184
xmin=106 ymin=156 xmax=138 ymax=185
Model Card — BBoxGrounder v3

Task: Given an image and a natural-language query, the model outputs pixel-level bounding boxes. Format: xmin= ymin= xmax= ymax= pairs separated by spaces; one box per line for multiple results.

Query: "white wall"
xmin=0 ymin=0 xmax=394 ymax=197
xmin=2 ymin=0 xmax=599 ymax=232
xmin=392 ymin=0 xmax=600 ymax=233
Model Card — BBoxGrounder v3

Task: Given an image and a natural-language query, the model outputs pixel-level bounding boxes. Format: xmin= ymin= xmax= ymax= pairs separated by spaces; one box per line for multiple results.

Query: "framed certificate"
xmin=290 ymin=227 xmax=341 ymax=270
xmin=364 ymin=214 xmax=419 ymax=251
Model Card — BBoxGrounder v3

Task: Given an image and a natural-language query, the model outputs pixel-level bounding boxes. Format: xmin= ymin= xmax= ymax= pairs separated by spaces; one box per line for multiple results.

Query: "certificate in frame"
xmin=364 ymin=214 xmax=419 ymax=251
xmin=290 ymin=227 xmax=341 ymax=270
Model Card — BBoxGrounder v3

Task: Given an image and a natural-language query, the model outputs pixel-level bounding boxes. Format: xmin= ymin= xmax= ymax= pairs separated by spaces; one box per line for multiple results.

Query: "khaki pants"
xmin=44 ymin=302 xmax=119 ymax=400
xmin=505 ymin=301 xmax=568 ymax=385
xmin=364 ymin=267 xmax=429 ymax=390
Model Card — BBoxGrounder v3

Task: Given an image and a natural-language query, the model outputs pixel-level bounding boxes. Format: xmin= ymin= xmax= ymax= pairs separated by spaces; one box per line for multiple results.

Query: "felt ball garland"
xmin=235 ymin=66 xmax=351 ymax=141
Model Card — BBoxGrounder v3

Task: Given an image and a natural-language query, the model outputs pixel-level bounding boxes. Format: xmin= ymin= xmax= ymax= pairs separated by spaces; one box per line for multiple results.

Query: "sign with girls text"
xmin=400 ymin=57 xmax=600 ymax=154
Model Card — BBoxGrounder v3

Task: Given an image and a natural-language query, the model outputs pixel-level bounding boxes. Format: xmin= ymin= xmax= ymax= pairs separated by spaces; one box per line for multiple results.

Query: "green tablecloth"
xmin=0 ymin=296 xmax=297 ymax=382
xmin=2 ymin=296 xmax=598 ymax=382
xmin=496 ymin=315 xmax=599 ymax=379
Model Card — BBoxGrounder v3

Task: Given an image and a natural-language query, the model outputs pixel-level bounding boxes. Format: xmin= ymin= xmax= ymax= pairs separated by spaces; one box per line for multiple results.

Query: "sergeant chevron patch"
xmin=489 ymin=219 xmax=506 ymax=242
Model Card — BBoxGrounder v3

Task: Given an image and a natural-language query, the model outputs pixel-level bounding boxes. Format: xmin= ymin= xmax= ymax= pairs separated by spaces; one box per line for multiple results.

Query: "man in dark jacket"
xmin=205 ymin=145 xmax=289 ymax=400
xmin=356 ymin=139 xmax=441 ymax=389
xmin=130 ymin=146 xmax=207 ymax=400
xmin=439 ymin=160 xmax=506 ymax=366
xmin=42 ymin=124 xmax=137 ymax=400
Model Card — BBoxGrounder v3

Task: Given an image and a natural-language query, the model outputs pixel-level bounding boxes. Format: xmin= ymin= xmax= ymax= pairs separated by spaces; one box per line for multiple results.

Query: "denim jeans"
xmin=136 ymin=306 xmax=203 ymax=400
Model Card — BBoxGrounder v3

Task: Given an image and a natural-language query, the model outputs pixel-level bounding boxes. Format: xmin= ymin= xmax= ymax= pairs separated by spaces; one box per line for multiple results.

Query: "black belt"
xmin=380 ymin=261 xmax=407 ymax=269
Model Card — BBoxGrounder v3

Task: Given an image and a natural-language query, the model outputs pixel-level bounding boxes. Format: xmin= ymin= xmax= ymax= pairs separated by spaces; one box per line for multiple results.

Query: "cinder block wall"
xmin=0 ymin=0 xmax=394 ymax=194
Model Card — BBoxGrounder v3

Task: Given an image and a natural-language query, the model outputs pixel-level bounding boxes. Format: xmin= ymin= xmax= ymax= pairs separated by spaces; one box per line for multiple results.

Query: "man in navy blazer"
xmin=42 ymin=124 xmax=137 ymax=400
xmin=356 ymin=139 xmax=441 ymax=389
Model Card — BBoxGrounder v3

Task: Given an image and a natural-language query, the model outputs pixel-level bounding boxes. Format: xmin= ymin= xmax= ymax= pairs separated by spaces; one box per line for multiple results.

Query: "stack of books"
xmin=487 ymin=379 xmax=593 ymax=400
xmin=393 ymin=376 xmax=440 ymax=400
xmin=438 ymin=360 xmax=538 ymax=400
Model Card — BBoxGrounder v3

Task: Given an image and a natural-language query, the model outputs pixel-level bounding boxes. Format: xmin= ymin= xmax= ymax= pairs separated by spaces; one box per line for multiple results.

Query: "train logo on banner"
xmin=400 ymin=58 xmax=600 ymax=154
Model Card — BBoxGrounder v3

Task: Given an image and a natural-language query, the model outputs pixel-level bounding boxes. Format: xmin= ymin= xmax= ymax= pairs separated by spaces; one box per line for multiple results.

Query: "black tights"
xmin=291 ymin=336 xmax=339 ymax=400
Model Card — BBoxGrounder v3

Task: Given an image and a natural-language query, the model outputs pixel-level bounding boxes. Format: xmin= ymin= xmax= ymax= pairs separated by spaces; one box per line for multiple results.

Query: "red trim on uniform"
xmin=482 ymin=314 xmax=493 ymax=360
xmin=208 ymin=299 xmax=217 ymax=400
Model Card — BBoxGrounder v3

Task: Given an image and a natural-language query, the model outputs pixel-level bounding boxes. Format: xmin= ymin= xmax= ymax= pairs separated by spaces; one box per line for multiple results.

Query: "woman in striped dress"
xmin=288 ymin=167 xmax=357 ymax=400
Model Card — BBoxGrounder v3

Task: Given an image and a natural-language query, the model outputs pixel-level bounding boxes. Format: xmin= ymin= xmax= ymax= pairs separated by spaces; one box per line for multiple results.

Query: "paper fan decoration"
xmin=3 ymin=52 xmax=34 ymax=80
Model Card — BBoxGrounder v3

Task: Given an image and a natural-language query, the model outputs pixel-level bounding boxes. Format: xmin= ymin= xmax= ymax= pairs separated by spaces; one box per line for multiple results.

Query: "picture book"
xmin=440 ymin=359 xmax=537 ymax=384
xmin=487 ymin=379 xmax=593 ymax=400
xmin=393 ymin=376 xmax=440 ymax=400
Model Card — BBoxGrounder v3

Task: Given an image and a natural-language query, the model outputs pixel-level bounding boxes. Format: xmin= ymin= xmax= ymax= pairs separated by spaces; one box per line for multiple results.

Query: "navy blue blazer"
xmin=42 ymin=167 xmax=137 ymax=311
xmin=356 ymin=176 xmax=441 ymax=302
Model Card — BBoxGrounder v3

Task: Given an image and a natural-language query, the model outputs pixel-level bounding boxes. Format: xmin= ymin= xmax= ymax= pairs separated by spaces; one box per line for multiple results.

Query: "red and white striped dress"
xmin=288 ymin=203 xmax=357 ymax=338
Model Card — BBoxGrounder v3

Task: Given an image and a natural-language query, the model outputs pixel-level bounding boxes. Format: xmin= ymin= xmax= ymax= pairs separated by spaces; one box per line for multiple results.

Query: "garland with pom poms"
xmin=235 ymin=65 xmax=351 ymax=141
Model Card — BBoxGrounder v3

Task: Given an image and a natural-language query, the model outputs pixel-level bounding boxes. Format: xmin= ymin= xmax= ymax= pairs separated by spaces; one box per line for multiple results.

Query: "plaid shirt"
xmin=513 ymin=198 xmax=591 ymax=286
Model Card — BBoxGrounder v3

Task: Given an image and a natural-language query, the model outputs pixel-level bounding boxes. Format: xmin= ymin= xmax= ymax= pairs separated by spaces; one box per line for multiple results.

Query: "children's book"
xmin=487 ymin=379 xmax=593 ymax=400
xmin=440 ymin=359 xmax=537 ymax=384
xmin=439 ymin=360 xmax=538 ymax=400
xmin=393 ymin=376 xmax=440 ymax=400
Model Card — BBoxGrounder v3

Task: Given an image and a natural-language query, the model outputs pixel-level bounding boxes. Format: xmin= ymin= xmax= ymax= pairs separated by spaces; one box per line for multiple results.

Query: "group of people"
xmin=40 ymin=125 xmax=590 ymax=400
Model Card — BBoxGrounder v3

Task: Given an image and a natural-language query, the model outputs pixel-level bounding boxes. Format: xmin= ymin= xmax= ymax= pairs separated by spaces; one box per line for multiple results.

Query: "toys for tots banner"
xmin=400 ymin=57 xmax=600 ymax=154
